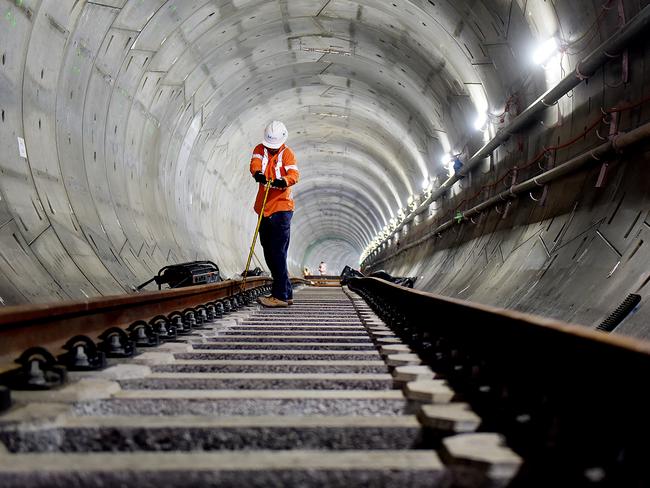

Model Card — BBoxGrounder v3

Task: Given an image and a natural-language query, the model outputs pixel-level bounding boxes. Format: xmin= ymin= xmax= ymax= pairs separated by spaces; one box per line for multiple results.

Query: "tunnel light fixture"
xmin=533 ymin=37 xmax=559 ymax=66
xmin=473 ymin=112 xmax=488 ymax=131
xmin=421 ymin=178 xmax=431 ymax=190
xmin=409 ymin=196 xmax=418 ymax=210
xmin=441 ymin=152 xmax=456 ymax=177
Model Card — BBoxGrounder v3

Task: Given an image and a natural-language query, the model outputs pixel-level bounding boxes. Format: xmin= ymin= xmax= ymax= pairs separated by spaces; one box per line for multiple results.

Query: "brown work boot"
xmin=258 ymin=296 xmax=289 ymax=308
xmin=262 ymin=294 xmax=293 ymax=306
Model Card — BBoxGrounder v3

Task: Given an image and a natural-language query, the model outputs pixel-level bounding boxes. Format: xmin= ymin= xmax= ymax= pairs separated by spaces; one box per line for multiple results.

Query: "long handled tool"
xmin=241 ymin=180 xmax=272 ymax=290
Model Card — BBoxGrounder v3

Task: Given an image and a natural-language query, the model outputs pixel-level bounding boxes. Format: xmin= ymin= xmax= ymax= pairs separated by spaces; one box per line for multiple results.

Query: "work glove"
xmin=253 ymin=172 xmax=267 ymax=184
xmin=272 ymin=178 xmax=288 ymax=189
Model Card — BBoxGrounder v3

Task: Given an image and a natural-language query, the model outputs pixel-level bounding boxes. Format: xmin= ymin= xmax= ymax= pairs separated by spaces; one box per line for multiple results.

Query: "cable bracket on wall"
xmin=595 ymin=163 xmax=610 ymax=188
xmin=530 ymin=186 xmax=548 ymax=205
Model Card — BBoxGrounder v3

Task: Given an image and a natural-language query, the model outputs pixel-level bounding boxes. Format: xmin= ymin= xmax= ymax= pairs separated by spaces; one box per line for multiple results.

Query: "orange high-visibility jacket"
xmin=250 ymin=144 xmax=300 ymax=217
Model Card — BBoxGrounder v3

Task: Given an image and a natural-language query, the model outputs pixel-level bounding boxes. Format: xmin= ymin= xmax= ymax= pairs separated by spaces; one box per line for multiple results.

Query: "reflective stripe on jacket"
xmin=250 ymin=143 xmax=299 ymax=216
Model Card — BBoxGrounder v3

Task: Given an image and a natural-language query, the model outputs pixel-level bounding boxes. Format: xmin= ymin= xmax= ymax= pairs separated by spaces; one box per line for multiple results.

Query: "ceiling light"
xmin=440 ymin=153 xmax=451 ymax=166
xmin=533 ymin=37 xmax=559 ymax=65
xmin=421 ymin=178 xmax=430 ymax=190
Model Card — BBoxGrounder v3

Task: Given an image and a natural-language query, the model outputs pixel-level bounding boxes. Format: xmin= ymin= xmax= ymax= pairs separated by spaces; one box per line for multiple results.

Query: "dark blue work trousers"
xmin=259 ymin=211 xmax=293 ymax=301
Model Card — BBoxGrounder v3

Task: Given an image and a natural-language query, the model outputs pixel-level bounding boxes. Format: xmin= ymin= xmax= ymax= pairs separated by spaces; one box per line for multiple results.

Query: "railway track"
xmin=0 ymin=278 xmax=648 ymax=486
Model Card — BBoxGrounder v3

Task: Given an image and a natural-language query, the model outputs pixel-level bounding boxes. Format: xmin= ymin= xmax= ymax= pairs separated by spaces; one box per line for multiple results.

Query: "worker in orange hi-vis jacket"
xmin=250 ymin=121 xmax=300 ymax=308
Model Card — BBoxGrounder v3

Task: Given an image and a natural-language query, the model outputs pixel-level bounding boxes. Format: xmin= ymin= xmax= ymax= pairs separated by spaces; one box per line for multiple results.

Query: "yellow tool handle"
xmin=241 ymin=181 xmax=272 ymax=290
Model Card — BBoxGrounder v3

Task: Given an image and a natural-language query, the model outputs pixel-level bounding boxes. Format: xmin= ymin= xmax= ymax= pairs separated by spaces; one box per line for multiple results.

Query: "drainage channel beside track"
xmin=0 ymin=285 xmax=521 ymax=488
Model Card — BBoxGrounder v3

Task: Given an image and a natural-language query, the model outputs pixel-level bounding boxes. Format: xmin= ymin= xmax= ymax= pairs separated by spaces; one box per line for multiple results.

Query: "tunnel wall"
xmin=0 ymin=0 xmax=527 ymax=305
xmin=364 ymin=25 xmax=650 ymax=337
xmin=366 ymin=150 xmax=650 ymax=338
xmin=0 ymin=0 xmax=260 ymax=305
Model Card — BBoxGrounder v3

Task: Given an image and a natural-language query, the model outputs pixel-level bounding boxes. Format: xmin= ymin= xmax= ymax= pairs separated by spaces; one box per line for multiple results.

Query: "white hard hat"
xmin=263 ymin=121 xmax=288 ymax=149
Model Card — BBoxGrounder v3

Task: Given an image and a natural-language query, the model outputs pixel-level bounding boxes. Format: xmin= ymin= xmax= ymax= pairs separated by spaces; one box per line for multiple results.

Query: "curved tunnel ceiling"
xmin=0 ymin=0 xmax=598 ymax=301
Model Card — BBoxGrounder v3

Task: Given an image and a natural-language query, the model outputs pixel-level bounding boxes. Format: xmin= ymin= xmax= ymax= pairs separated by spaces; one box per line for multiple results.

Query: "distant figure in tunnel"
xmin=319 ymin=261 xmax=327 ymax=276
xmin=251 ymin=121 xmax=300 ymax=308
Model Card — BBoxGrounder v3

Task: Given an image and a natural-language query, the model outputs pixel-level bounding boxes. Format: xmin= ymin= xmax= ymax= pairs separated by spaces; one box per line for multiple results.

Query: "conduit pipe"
xmin=367 ymin=120 xmax=650 ymax=268
xmin=366 ymin=4 xmax=650 ymax=261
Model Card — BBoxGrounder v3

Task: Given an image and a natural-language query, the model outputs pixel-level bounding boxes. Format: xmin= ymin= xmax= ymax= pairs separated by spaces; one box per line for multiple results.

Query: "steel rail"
xmin=349 ymin=277 xmax=650 ymax=354
xmin=349 ymin=277 xmax=650 ymax=486
xmin=0 ymin=287 xmax=456 ymax=486
xmin=0 ymin=277 xmax=299 ymax=370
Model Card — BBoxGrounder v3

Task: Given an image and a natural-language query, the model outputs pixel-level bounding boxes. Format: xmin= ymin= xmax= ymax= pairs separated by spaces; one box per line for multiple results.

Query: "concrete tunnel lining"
xmin=1 ymin=0 xmax=649 ymax=336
